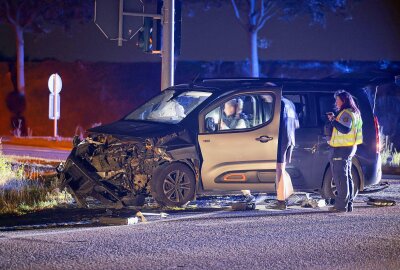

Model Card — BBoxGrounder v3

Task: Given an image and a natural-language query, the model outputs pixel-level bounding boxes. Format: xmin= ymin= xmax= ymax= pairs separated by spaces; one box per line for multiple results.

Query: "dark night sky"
xmin=0 ymin=0 xmax=399 ymax=63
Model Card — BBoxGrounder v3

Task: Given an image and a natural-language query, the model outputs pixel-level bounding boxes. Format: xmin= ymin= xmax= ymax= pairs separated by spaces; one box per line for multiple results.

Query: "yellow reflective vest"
xmin=329 ymin=109 xmax=363 ymax=147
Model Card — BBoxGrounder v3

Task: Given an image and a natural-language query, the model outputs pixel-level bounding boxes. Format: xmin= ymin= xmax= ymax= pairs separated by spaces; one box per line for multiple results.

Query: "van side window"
xmin=283 ymin=94 xmax=308 ymax=127
xmin=204 ymin=94 xmax=275 ymax=133
xmin=317 ymin=94 xmax=335 ymax=125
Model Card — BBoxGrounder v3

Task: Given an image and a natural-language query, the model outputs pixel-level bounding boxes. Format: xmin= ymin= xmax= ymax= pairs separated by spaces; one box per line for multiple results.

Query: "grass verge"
xmin=0 ymin=147 xmax=72 ymax=215
xmin=381 ymin=134 xmax=400 ymax=168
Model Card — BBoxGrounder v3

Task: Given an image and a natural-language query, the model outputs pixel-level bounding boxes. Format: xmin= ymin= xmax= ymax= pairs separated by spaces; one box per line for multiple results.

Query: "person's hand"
xmin=326 ymin=112 xmax=335 ymax=121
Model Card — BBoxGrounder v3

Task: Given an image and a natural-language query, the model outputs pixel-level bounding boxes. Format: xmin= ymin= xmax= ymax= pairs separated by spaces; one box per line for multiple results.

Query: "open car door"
xmin=198 ymin=87 xmax=282 ymax=192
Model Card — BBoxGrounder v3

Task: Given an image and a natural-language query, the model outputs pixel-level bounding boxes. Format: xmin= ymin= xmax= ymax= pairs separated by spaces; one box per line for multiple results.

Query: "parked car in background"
xmin=58 ymin=78 xmax=382 ymax=208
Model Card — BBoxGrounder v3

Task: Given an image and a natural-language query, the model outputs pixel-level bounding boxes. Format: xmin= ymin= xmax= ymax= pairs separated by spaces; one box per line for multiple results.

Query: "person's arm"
xmin=331 ymin=111 xmax=352 ymax=134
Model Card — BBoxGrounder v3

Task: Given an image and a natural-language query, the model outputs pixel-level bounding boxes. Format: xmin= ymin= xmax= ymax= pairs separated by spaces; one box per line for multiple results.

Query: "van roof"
xmin=174 ymin=75 xmax=396 ymax=93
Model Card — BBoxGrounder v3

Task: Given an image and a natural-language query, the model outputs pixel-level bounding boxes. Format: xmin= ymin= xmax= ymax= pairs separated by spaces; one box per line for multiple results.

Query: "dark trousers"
xmin=331 ymin=145 xmax=357 ymax=211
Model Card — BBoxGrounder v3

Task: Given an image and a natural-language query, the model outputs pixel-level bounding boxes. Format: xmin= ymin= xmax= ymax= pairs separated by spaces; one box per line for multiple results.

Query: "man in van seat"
xmin=220 ymin=99 xmax=249 ymax=130
xmin=266 ymin=97 xmax=299 ymax=210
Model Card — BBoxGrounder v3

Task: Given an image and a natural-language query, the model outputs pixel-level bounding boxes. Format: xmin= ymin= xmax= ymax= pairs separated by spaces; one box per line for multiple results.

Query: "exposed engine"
xmin=58 ymin=133 xmax=174 ymax=208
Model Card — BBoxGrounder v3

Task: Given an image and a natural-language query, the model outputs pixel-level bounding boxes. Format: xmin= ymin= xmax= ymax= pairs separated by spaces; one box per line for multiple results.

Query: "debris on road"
xmin=141 ymin=212 xmax=169 ymax=218
xmin=301 ymin=198 xmax=326 ymax=208
xmin=231 ymin=202 xmax=256 ymax=211
xmin=136 ymin=211 xmax=148 ymax=223
xmin=97 ymin=210 xmax=148 ymax=225
xmin=367 ymin=198 xmax=396 ymax=207
xmin=98 ymin=216 xmax=139 ymax=225
xmin=360 ymin=182 xmax=390 ymax=194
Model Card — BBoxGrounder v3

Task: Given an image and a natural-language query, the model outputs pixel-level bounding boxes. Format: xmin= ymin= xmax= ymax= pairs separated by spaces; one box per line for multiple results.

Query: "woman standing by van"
xmin=327 ymin=90 xmax=363 ymax=212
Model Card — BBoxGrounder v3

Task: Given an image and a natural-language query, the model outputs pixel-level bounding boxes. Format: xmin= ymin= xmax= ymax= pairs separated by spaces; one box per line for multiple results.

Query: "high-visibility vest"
xmin=329 ymin=109 xmax=363 ymax=147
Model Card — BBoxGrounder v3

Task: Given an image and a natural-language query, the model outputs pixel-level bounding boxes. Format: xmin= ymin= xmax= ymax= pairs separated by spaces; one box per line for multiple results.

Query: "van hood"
xmin=88 ymin=120 xmax=182 ymax=139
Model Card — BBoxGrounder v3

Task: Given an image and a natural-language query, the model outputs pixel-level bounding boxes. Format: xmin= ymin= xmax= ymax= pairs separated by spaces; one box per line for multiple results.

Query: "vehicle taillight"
xmin=374 ymin=116 xmax=380 ymax=153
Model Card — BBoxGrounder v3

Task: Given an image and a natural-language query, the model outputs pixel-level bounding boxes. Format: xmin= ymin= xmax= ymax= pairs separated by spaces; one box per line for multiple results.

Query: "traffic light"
xmin=137 ymin=1 xmax=182 ymax=55
xmin=137 ymin=17 xmax=153 ymax=53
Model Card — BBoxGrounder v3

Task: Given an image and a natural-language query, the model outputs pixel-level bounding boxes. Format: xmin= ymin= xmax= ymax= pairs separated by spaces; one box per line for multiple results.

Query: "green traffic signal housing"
xmin=137 ymin=1 xmax=181 ymax=55
xmin=137 ymin=17 xmax=153 ymax=53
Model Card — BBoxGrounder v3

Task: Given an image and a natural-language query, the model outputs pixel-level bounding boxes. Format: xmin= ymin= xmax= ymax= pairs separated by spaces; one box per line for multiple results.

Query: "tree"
xmin=186 ymin=0 xmax=353 ymax=77
xmin=230 ymin=0 xmax=353 ymax=77
xmin=0 ymin=0 xmax=93 ymax=95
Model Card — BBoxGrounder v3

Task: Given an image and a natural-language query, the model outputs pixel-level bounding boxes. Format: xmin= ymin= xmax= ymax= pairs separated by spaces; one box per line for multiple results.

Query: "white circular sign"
xmin=48 ymin=73 xmax=62 ymax=94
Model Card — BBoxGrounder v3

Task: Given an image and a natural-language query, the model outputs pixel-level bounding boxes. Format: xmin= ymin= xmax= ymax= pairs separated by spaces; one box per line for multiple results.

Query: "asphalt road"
xmin=0 ymin=144 xmax=69 ymax=161
xmin=1 ymin=178 xmax=399 ymax=270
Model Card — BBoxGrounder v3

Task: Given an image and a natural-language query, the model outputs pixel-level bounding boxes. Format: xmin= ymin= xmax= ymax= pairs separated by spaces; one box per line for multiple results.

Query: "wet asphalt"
xmin=1 ymin=177 xmax=399 ymax=270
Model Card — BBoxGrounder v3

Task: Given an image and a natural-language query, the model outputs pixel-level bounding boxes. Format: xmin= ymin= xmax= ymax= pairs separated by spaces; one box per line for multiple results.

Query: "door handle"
xmin=256 ymin=135 xmax=273 ymax=143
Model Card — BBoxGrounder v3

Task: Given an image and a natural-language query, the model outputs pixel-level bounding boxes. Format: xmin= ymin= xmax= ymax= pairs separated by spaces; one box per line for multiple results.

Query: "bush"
xmin=0 ymin=149 xmax=72 ymax=215
xmin=381 ymin=133 xmax=400 ymax=167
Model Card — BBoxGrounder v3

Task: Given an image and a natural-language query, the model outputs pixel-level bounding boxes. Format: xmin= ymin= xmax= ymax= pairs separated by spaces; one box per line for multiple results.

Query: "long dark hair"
xmin=334 ymin=90 xmax=360 ymax=114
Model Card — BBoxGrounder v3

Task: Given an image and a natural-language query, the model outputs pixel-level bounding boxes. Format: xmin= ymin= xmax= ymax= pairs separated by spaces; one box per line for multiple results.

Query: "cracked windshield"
xmin=125 ymin=90 xmax=212 ymax=123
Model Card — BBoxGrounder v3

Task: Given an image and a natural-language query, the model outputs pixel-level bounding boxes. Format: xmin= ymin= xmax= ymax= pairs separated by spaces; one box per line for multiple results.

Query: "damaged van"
xmin=57 ymin=78 xmax=382 ymax=208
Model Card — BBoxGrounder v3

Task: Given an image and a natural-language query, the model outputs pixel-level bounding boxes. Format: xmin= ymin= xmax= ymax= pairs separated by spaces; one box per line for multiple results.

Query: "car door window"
xmin=204 ymin=93 xmax=275 ymax=133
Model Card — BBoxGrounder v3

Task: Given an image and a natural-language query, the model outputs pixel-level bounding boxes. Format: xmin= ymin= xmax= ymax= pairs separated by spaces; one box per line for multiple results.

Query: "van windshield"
xmin=125 ymin=90 xmax=212 ymax=124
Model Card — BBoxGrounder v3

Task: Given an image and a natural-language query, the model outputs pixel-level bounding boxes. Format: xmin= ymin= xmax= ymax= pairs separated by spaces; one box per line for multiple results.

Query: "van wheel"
xmin=321 ymin=164 xmax=360 ymax=200
xmin=150 ymin=163 xmax=196 ymax=208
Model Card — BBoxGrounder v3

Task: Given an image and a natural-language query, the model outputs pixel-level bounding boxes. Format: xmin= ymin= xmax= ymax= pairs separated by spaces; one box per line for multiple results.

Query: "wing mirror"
xmin=205 ymin=117 xmax=217 ymax=133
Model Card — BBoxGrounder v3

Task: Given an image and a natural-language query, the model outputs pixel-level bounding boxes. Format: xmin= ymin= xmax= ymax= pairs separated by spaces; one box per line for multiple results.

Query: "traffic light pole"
xmin=95 ymin=0 xmax=175 ymax=91
xmin=161 ymin=0 xmax=175 ymax=90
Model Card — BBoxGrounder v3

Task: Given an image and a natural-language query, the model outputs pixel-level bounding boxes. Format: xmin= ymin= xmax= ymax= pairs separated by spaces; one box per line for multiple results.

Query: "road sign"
xmin=49 ymin=93 xmax=60 ymax=120
xmin=48 ymin=73 xmax=62 ymax=94
xmin=48 ymin=73 xmax=62 ymax=137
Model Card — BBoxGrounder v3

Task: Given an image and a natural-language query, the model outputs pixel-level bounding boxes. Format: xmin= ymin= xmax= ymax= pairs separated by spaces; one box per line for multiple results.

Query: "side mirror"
xmin=72 ymin=135 xmax=81 ymax=147
xmin=205 ymin=117 xmax=217 ymax=133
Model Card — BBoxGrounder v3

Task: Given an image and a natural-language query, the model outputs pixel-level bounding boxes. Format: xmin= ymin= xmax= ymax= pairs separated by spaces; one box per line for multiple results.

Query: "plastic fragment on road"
xmin=301 ymin=198 xmax=326 ymax=208
xmin=98 ymin=210 xmax=149 ymax=226
xmin=140 ymin=212 xmax=169 ymax=218
xmin=231 ymin=202 xmax=256 ymax=211
xmin=98 ymin=216 xmax=139 ymax=225
xmin=135 ymin=211 xmax=147 ymax=223
xmin=367 ymin=198 xmax=396 ymax=207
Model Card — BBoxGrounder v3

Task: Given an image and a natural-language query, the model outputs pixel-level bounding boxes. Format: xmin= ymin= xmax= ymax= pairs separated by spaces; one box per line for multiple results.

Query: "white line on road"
xmin=0 ymin=210 xmax=227 ymax=240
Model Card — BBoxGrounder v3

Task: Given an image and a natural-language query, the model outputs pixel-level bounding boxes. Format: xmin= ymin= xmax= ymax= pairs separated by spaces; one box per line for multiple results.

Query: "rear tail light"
xmin=374 ymin=116 xmax=380 ymax=153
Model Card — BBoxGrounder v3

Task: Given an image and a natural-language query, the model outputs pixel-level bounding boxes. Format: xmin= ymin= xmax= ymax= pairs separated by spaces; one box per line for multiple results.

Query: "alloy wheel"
xmin=162 ymin=170 xmax=192 ymax=203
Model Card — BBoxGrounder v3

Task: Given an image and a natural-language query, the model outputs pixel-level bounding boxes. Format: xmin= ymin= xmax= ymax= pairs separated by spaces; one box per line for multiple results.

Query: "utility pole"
xmin=161 ymin=0 xmax=175 ymax=90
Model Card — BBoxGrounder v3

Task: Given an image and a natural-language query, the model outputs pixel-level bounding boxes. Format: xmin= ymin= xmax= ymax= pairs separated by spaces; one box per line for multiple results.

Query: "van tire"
xmin=321 ymin=164 xmax=360 ymax=200
xmin=150 ymin=162 xmax=196 ymax=208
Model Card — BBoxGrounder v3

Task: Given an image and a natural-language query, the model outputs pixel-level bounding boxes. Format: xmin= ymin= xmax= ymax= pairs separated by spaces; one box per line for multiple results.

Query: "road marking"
xmin=0 ymin=210 xmax=227 ymax=240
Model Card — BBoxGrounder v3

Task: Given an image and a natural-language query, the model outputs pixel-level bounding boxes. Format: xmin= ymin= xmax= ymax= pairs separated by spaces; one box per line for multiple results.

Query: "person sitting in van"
xmin=220 ymin=99 xmax=248 ymax=130
xmin=235 ymin=98 xmax=250 ymax=128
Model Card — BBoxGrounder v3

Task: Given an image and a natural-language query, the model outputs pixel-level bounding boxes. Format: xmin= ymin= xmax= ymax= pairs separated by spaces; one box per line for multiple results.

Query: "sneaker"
xmin=266 ymin=200 xmax=287 ymax=210
xmin=243 ymin=194 xmax=256 ymax=204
